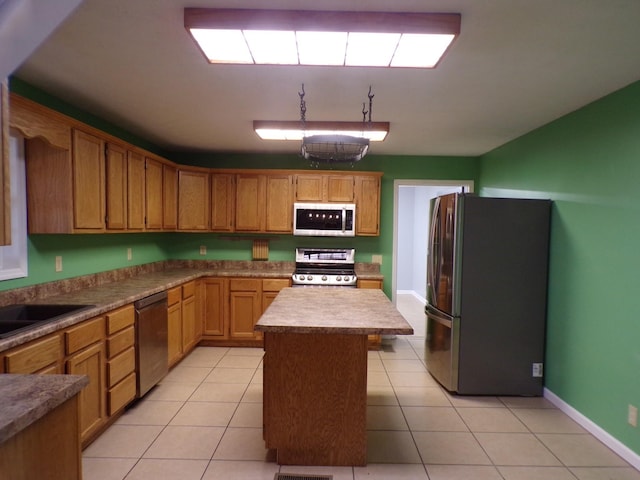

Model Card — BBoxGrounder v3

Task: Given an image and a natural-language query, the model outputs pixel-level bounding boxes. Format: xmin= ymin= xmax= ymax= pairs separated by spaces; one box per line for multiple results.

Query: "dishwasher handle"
xmin=134 ymin=291 xmax=168 ymax=310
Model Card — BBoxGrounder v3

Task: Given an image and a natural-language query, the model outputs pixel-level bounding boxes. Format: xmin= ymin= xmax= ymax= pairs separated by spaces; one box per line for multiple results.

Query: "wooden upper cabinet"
xmin=295 ymin=174 xmax=354 ymax=202
xmin=266 ymin=174 xmax=293 ymax=233
xmin=105 ymin=143 xmax=126 ymax=230
xmin=162 ymin=163 xmax=177 ymax=230
xmin=144 ymin=157 xmax=163 ymax=230
xmin=178 ymin=168 xmax=210 ymax=230
xmin=0 ymin=80 xmax=9 ymax=246
xmin=211 ymin=173 xmax=234 ymax=232
xmin=354 ymin=175 xmax=381 ymax=236
xmin=127 ymin=151 xmax=145 ymax=230
xmin=235 ymin=173 xmax=265 ymax=232
xmin=72 ymin=129 xmax=105 ymax=231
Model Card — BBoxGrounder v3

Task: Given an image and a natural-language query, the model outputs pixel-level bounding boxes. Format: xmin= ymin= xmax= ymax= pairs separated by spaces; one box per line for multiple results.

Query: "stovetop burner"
xmin=293 ymin=247 xmax=357 ymax=286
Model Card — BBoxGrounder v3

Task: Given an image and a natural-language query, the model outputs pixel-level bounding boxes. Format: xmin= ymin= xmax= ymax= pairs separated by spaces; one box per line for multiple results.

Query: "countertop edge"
xmin=0 ymin=374 xmax=89 ymax=444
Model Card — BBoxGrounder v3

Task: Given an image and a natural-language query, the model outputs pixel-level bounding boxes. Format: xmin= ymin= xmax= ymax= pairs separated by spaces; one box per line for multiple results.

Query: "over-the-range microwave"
xmin=293 ymin=202 xmax=356 ymax=237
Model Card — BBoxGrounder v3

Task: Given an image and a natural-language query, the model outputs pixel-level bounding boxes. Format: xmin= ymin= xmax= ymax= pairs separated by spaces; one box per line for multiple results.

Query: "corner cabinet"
xmin=201 ymin=277 xmax=290 ymax=346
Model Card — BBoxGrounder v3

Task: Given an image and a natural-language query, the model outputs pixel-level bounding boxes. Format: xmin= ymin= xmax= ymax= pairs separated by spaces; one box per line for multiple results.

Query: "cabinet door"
xmin=229 ymin=291 xmax=261 ymax=339
xmin=235 ymin=174 xmax=265 ymax=232
xmin=265 ymin=174 xmax=293 ymax=233
xmin=72 ymin=129 xmax=105 ymax=230
xmin=105 ymin=143 xmax=127 ymax=230
xmin=295 ymin=174 xmax=324 ymax=201
xmin=162 ymin=163 xmax=178 ymax=230
xmin=181 ymin=295 xmax=198 ymax=352
xmin=354 ymin=175 xmax=381 ymax=235
xmin=145 ymin=158 xmax=163 ymax=230
xmin=202 ymin=278 xmax=228 ymax=337
xmin=167 ymin=300 xmax=182 ymax=367
xmin=178 ymin=169 xmax=210 ymax=230
xmin=127 ymin=150 xmax=145 ymax=230
xmin=211 ymin=173 xmax=235 ymax=232
xmin=327 ymin=175 xmax=354 ymax=202
xmin=67 ymin=342 xmax=106 ymax=443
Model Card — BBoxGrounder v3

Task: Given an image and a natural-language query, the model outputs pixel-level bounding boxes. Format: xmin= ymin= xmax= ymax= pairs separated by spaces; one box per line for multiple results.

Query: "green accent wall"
xmin=478 ymin=80 xmax=640 ymax=455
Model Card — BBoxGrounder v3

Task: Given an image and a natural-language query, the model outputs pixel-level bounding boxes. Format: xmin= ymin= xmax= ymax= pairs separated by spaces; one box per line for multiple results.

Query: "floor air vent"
xmin=274 ymin=474 xmax=333 ymax=480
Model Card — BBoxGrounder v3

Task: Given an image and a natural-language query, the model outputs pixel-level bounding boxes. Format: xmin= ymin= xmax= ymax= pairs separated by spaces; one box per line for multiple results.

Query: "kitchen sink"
xmin=0 ymin=304 xmax=95 ymax=339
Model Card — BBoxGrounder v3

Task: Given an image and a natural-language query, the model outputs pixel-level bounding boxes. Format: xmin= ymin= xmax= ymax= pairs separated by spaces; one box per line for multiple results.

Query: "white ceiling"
xmin=13 ymin=0 xmax=640 ymax=157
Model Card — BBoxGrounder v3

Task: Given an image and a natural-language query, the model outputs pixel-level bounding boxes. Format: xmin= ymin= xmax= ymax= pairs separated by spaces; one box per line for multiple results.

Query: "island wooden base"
xmin=263 ymin=332 xmax=368 ymax=466
xmin=0 ymin=395 xmax=82 ymax=480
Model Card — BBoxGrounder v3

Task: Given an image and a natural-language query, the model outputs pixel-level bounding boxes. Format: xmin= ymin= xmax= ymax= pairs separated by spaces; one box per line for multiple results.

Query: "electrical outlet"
xmin=55 ymin=256 xmax=63 ymax=272
xmin=199 ymin=245 xmax=207 ymax=255
xmin=372 ymin=254 xmax=382 ymax=264
xmin=127 ymin=248 xmax=132 ymax=261
xmin=532 ymin=363 xmax=543 ymax=377
xmin=628 ymin=404 xmax=638 ymax=427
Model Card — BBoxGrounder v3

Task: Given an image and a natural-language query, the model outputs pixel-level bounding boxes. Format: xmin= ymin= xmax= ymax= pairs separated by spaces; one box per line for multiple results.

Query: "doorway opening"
xmin=391 ymin=180 xmax=473 ymax=337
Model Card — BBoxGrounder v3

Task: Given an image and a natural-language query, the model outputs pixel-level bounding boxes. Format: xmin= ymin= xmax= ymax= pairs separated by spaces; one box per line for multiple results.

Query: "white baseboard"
xmin=397 ymin=290 xmax=426 ymax=304
xmin=544 ymin=388 xmax=640 ymax=470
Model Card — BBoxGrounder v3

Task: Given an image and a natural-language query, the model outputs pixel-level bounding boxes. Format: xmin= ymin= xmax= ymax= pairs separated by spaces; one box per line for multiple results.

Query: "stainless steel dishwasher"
xmin=134 ymin=291 xmax=168 ymax=398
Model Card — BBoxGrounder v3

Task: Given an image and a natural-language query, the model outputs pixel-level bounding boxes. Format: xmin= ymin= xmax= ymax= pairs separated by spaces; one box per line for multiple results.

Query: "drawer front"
xmin=106 ymin=304 xmax=135 ymax=335
xmin=263 ymin=278 xmax=290 ymax=292
xmin=4 ymin=334 xmax=62 ymax=374
xmin=182 ymin=281 xmax=196 ymax=299
xmin=107 ymin=346 xmax=136 ymax=386
xmin=65 ymin=317 xmax=105 ymax=355
xmin=107 ymin=325 xmax=135 ymax=358
xmin=108 ymin=371 xmax=136 ymax=415
xmin=230 ymin=278 xmax=261 ymax=291
xmin=167 ymin=286 xmax=181 ymax=306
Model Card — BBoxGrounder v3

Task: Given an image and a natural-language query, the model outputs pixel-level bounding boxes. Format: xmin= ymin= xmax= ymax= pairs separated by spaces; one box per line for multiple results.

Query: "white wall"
xmin=0 ymin=0 xmax=82 ymax=79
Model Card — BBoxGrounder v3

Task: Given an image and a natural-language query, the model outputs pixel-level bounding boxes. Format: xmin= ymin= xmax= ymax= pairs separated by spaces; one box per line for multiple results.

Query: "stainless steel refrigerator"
xmin=425 ymin=193 xmax=551 ymax=395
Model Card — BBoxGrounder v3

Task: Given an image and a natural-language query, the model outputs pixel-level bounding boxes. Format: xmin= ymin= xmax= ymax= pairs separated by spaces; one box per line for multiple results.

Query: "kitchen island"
xmin=254 ymin=287 xmax=413 ymax=466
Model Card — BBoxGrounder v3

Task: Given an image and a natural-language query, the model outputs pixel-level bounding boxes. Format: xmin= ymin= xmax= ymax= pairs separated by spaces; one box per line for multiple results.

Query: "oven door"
xmin=293 ymin=203 xmax=356 ymax=237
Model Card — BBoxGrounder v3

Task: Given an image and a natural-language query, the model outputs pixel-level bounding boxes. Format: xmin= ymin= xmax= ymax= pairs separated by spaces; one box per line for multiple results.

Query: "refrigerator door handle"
xmin=427 ymin=196 xmax=441 ymax=305
xmin=425 ymin=304 xmax=453 ymax=327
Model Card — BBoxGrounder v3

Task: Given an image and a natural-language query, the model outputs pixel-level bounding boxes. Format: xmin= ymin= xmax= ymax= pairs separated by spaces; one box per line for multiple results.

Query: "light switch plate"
xmin=372 ymin=254 xmax=382 ymax=264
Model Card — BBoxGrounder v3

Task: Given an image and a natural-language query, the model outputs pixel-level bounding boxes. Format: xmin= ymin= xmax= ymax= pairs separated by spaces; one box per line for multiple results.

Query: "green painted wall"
xmin=478 ymin=80 xmax=640 ymax=455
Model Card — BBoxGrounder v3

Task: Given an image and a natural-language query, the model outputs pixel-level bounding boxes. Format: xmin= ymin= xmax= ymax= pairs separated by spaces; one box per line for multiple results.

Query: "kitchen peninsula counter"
xmin=255 ymin=287 xmax=412 ymax=466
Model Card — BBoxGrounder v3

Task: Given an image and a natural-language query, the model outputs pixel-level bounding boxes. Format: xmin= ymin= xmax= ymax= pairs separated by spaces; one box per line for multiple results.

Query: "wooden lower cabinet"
xmin=67 ymin=341 xmax=106 ymax=444
xmin=105 ymin=305 xmax=136 ymax=416
xmin=167 ymin=281 xmax=202 ymax=367
xmin=4 ymin=334 xmax=63 ymax=374
xmin=201 ymin=277 xmax=290 ymax=346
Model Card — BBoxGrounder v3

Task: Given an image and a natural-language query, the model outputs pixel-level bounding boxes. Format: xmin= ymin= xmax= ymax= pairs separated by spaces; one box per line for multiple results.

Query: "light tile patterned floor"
xmin=82 ymin=295 xmax=640 ymax=480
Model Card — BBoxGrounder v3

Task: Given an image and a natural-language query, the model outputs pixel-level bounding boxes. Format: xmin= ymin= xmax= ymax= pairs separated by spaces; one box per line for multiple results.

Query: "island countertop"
xmin=255 ymin=287 xmax=414 ymax=335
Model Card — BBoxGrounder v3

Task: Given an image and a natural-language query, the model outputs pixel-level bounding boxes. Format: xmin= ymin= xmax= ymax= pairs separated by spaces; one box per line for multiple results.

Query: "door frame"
xmin=391 ymin=179 xmax=474 ymax=305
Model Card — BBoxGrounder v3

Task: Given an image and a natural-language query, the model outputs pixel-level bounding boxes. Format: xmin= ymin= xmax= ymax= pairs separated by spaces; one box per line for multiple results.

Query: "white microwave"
xmin=293 ymin=203 xmax=356 ymax=237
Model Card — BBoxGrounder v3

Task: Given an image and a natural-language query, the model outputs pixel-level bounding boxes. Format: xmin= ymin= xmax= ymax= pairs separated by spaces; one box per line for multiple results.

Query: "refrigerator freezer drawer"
xmin=425 ymin=305 xmax=459 ymax=392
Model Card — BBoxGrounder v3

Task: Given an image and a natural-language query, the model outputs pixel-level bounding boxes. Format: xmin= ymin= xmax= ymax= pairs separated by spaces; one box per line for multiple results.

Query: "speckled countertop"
xmin=0 ymin=261 xmax=383 ymax=352
xmin=255 ymin=287 xmax=413 ymax=335
xmin=0 ymin=374 xmax=88 ymax=444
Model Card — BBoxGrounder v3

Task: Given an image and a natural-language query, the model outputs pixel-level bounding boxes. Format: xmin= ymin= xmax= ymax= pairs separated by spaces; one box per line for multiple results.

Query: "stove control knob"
xmin=321 ymin=275 xmax=328 ymax=281
xmin=336 ymin=276 xmax=342 ymax=281
xmin=306 ymin=275 xmax=313 ymax=281
xmin=343 ymin=276 xmax=349 ymax=282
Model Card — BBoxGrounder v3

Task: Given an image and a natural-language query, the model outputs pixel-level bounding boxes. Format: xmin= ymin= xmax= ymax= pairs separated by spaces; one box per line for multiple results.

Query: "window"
xmin=0 ymin=132 xmax=28 ymax=280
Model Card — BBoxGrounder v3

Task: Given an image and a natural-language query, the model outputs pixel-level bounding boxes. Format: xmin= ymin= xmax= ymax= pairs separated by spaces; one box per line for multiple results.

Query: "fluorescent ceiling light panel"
xmin=297 ymin=31 xmax=347 ymax=65
xmin=185 ymin=9 xmax=460 ymax=68
xmin=253 ymin=121 xmax=390 ymax=141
